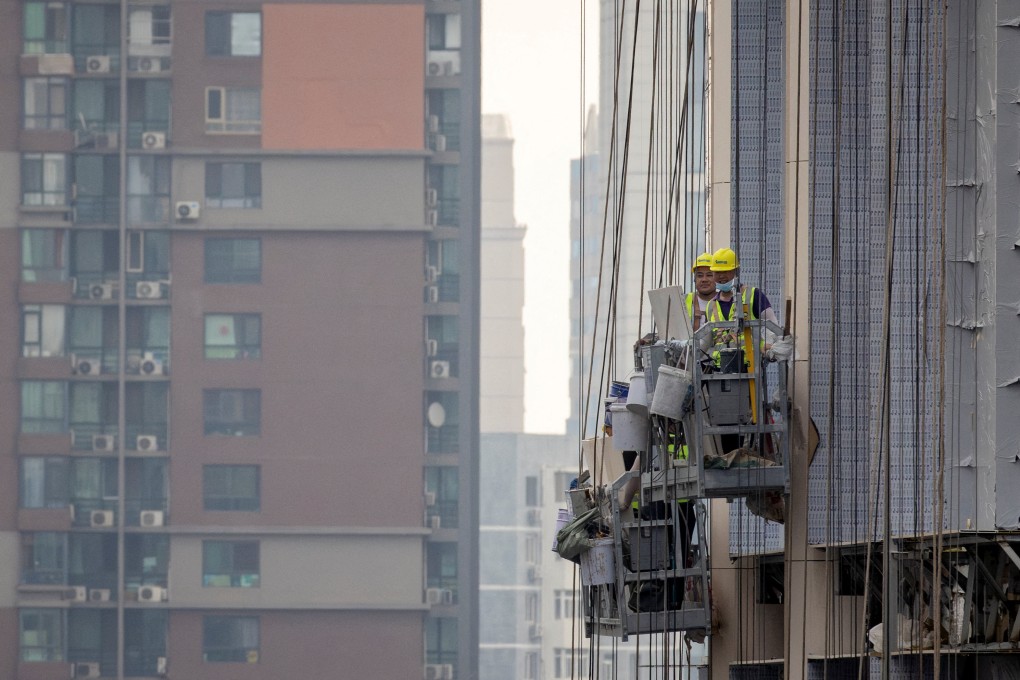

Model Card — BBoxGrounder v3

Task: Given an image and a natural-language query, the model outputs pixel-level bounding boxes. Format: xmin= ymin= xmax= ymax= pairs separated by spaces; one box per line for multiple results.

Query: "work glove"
xmin=765 ymin=335 xmax=794 ymax=362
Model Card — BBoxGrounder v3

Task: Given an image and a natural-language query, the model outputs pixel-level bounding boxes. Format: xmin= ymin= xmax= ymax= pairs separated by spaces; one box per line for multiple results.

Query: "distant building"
xmin=2 ymin=1 xmax=479 ymax=678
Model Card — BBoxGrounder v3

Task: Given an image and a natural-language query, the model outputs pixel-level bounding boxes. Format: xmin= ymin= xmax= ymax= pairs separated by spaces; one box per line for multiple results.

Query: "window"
xmin=127 ymin=156 xmax=171 ymax=223
xmin=125 ymin=230 xmax=169 ymax=278
xmin=204 ymin=389 xmax=260 ymax=436
xmin=22 ymin=304 xmax=65 ymax=357
xmin=22 ymin=153 xmax=67 ymax=206
xmin=554 ymin=589 xmax=576 ymax=620
xmin=205 ymin=12 xmax=261 ymax=56
xmin=424 ymin=617 xmax=457 ymax=666
xmin=524 ymin=652 xmax=539 ymax=680
xmin=425 ymin=391 xmax=459 ymax=453
xmin=23 ymin=2 xmax=69 ymax=54
xmin=203 ymin=616 xmax=259 ymax=663
xmin=22 ymin=532 xmax=66 ymax=585
xmin=203 ymin=540 xmax=260 ymax=587
xmin=205 ymin=87 xmax=261 ymax=133
xmin=524 ymin=592 xmax=539 ymax=623
xmin=21 ymin=381 xmax=66 ymax=433
xmin=128 ymin=6 xmax=171 ymax=49
xmin=22 ymin=229 xmax=69 ymax=282
xmin=20 ymin=609 xmax=63 ymax=661
xmin=204 ymin=238 xmax=261 ymax=284
xmin=127 ymin=79 xmax=171 ymax=146
xmin=206 ymin=162 xmax=261 ymax=208
xmin=71 ymin=79 xmax=119 ymax=134
xmin=525 ymin=476 xmax=539 ymax=507
xmin=426 ymin=543 xmax=457 ymax=592
xmin=20 ymin=457 xmax=69 ymax=509
xmin=204 ymin=465 xmax=260 ymax=511
xmin=204 ymin=314 xmax=261 ymax=360
xmin=24 ymin=77 xmax=67 ymax=130
xmin=73 ymin=155 xmax=119 ymax=223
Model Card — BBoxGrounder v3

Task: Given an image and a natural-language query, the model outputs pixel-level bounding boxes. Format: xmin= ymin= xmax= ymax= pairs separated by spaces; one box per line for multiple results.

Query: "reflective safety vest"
xmin=705 ymin=288 xmax=762 ymax=364
xmin=684 ymin=292 xmax=708 ymax=332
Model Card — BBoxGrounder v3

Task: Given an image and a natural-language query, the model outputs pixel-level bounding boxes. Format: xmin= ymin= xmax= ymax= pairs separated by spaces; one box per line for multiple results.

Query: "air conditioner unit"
xmin=426 ymin=587 xmax=443 ymax=606
xmin=426 ymin=188 xmax=438 ymax=207
xmin=89 ymin=283 xmax=115 ymax=300
xmin=137 ymin=56 xmax=163 ymax=73
xmin=92 ymin=435 xmax=116 ymax=452
xmin=72 ymin=661 xmax=100 ymax=678
xmin=427 ymin=114 xmax=440 ymax=133
xmin=138 ymin=585 xmax=166 ymax=603
xmin=430 ymin=515 xmax=442 ymax=530
xmin=433 ymin=134 xmax=447 ymax=152
xmin=527 ymin=566 xmax=542 ymax=583
xmin=88 ymin=588 xmax=111 ymax=602
xmin=68 ymin=585 xmax=88 ymax=602
xmin=93 ymin=132 xmax=118 ymax=150
xmin=175 ymin=201 xmax=200 ymax=220
xmin=441 ymin=589 xmax=454 ymax=605
xmin=136 ymin=434 xmax=159 ymax=452
xmin=136 ymin=280 xmax=162 ymax=299
xmin=140 ymin=510 xmax=164 ymax=527
xmin=425 ymin=339 xmax=439 ymax=357
xmin=529 ymin=623 xmax=543 ymax=639
xmin=90 ymin=510 xmax=115 ymax=527
xmin=156 ymin=656 xmax=167 ymax=676
xmin=426 ymin=286 xmax=439 ymax=304
xmin=425 ymin=265 xmax=439 ymax=283
xmin=425 ymin=492 xmax=436 ymax=506
xmin=74 ymin=356 xmax=100 ymax=376
xmin=430 ymin=360 xmax=450 ymax=379
xmin=141 ymin=131 xmax=166 ymax=149
xmin=140 ymin=352 xmax=163 ymax=375
xmin=440 ymin=665 xmax=454 ymax=680
xmin=85 ymin=55 xmax=110 ymax=73
xmin=425 ymin=665 xmax=453 ymax=680
xmin=527 ymin=508 xmax=542 ymax=526
xmin=427 ymin=60 xmax=444 ymax=76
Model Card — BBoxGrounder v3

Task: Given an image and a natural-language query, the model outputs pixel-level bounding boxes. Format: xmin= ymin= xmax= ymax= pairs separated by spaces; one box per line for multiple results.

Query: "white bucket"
xmin=551 ymin=508 xmax=572 ymax=552
xmin=609 ymin=404 xmax=647 ymax=451
xmin=579 ymin=537 xmax=616 ymax=586
xmin=650 ymin=364 xmax=693 ymax=420
xmin=626 ymin=371 xmax=648 ymax=416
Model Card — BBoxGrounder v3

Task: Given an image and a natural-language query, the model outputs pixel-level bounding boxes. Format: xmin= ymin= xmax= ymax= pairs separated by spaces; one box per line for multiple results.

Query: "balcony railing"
xmin=74 ymin=196 xmax=119 ymax=224
xmin=437 ymin=198 xmax=460 ymax=226
xmin=427 ymin=500 xmax=458 ymax=529
xmin=427 ymin=425 xmax=459 ymax=454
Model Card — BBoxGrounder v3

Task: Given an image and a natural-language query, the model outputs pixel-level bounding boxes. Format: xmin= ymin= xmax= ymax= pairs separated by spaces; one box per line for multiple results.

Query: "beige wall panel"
xmin=172 ymin=157 xmax=426 ymax=231
xmin=169 ymin=534 xmax=424 ymax=609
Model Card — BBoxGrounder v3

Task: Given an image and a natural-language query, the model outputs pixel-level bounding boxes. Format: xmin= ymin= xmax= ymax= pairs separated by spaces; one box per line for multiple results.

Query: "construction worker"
xmin=685 ymin=252 xmax=716 ymax=333
xmin=704 ymin=246 xmax=777 ymax=330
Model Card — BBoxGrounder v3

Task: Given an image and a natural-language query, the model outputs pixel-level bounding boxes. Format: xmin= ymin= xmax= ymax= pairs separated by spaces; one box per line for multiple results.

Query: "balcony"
xmin=74 ymin=196 xmax=119 ymax=225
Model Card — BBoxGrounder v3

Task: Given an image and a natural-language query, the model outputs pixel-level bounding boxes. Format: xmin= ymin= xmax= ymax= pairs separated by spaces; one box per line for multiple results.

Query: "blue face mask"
xmin=716 ymin=280 xmax=735 ymax=293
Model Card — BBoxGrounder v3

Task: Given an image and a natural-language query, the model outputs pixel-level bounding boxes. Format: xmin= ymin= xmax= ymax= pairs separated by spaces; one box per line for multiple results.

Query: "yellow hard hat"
xmin=691 ymin=252 xmax=713 ymax=272
xmin=710 ymin=247 xmax=739 ymax=272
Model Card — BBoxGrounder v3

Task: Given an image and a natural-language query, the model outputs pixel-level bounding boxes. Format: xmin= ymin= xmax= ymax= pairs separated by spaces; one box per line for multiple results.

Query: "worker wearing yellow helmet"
xmin=705 ymin=246 xmax=778 ymax=329
xmin=685 ymin=252 xmax=716 ymax=333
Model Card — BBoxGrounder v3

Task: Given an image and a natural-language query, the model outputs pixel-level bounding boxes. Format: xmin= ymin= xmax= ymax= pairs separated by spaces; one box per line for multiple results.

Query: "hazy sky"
xmin=482 ymin=0 xmax=600 ymax=434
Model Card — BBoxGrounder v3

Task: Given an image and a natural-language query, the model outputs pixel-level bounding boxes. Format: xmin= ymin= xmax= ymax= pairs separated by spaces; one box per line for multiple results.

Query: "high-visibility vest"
xmin=685 ymin=292 xmax=708 ymax=332
xmin=706 ymin=288 xmax=762 ymax=364
xmin=705 ymin=288 xmax=760 ymax=324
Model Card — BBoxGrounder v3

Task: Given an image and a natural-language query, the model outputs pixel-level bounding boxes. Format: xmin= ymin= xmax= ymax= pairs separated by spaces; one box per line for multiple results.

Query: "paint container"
xmin=609 ymin=403 xmax=647 ymax=451
xmin=650 ymin=365 xmax=693 ymax=420
xmin=579 ymin=537 xmax=616 ymax=586
xmin=626 ymin=371 xmax=648 ymax=416
xmin=551 ymin=508 xmax=573 ymax=552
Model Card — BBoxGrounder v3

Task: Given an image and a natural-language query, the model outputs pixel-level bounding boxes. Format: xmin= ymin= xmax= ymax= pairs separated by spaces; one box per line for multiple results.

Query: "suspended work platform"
xmin=559 ymin=312 xmax=793 ymax=640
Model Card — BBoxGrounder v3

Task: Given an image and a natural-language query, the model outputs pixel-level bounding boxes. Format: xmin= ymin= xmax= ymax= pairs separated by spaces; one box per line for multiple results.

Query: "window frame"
xmin=203 ymin=389 xmax=261 ymax=436
xmin=205 ymin=11 xmax=261 ymax=57
xmin=205 ymin=161 xmax=262 ymax=208
xmin=202 ymin=540 xmax=260 ymax=588
xmin=203 ymin=237 xmax=262 ymax=284
xmin=21 ymin=152 xmax=67 ymax=207
xmin=203 ymin=615 xmax=259 ymax=663
xmin=205 ymin=86 xmax=261 ymax=134
xmin=204 ymin=313 xmax=261 ymax=360
xmin=203 ymin=464 xmax=261 ymax=512
xmin=20 ymin=608 xmax=64 ymax=661
xmin=21 ymin=380 xmax=67 ymax=434
xmin=23 ymin=77 xmax=68 ymax=130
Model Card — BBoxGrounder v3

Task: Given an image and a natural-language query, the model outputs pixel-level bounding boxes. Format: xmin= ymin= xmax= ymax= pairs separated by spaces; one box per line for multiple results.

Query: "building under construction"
xmin=564 ymin=1 xmax=1020 ymax=679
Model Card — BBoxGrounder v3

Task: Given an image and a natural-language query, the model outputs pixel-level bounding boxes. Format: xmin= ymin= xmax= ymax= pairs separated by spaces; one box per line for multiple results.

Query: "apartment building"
xmin=1 ymin=0 xmax=479 ymax=678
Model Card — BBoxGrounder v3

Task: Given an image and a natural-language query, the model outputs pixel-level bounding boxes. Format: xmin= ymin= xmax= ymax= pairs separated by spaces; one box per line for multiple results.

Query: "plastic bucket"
xmin=551 ymin=508 xmax=573 ymax=552
xmin=626 ymin=371 xmax=648 ymax=415
xmin=580 ymin=537 xmax=616 ymax=586
xmin=650 ymin=365 xmax=693 ymax=420
xmin=609 ymin=404 xmax=647 ymax=451
xmin=609 ymin=381 xmax=629 ymax=399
